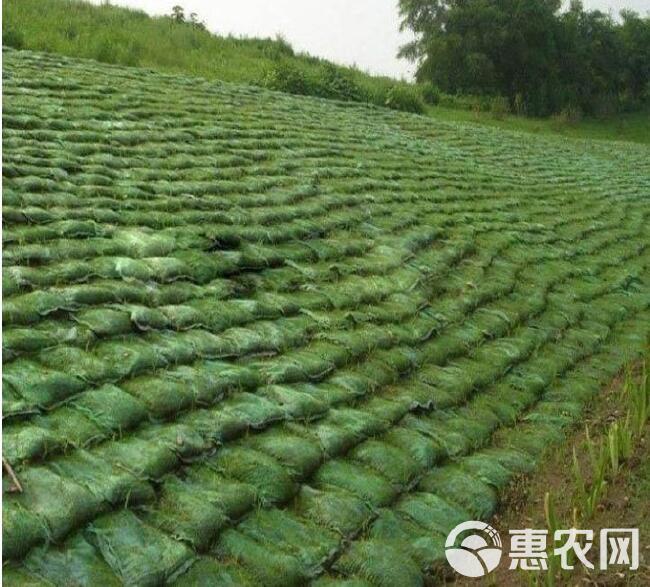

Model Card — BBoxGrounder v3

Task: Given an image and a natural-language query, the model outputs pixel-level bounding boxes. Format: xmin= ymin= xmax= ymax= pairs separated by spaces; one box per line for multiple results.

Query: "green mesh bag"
xmin=350 ymin=440 xmax=418 ymax=487
xmin=3 ymin=359 xmax=85 ymax=409
xmin=236 ymin=509 xmax=338 ymax=574
xmin=214 ymin=529 xmax=307 ymax=587
xmin=87 ymin=510 xmax=194 ymax=586
xmin=417 ymin=466 xmax=497 ymax=520
xmin=170 ymin=558 xmax=255 ymax=586
xmin=295 ymin=485 xmax=372 ymax=537
xmin=332 ymin=539 xmax=423 ymax=587
xmin=2 ymin=566 xmax=52 ymax=586
xmin=144 ymin=476 xmax=228 ymax=550
xmin=369 ymin=509 xmax=446 ymax=569
xmin=211 ymin=446 xmax=295 ymax=505
xmin=249 ymin=428 xmax=323 ymax=479
xmin=395 ymin=492 xmax=468 ymax=536
xmin=24 ymin=534 xmax=121 ymax=586
xmin=314 ymin=460 xmax=396 ymax=507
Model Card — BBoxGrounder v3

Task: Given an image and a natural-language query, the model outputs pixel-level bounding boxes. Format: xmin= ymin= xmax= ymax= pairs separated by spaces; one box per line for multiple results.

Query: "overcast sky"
xmin=92 ymin=1 xmax=650 ymax=79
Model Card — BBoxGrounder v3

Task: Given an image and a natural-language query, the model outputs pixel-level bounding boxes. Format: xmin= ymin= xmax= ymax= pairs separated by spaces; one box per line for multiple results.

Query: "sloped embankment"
xmin=3 ymin=47 xmax=650 ymax=585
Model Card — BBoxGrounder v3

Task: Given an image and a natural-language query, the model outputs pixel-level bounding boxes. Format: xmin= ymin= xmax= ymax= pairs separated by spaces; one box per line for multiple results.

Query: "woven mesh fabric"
xmin=3 ymin=47 xmax=650 ymax=585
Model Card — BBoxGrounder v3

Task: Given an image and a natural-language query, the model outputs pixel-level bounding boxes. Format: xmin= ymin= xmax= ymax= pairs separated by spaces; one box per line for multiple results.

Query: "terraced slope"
xmin=2 ymin=47 xmax=650 ymax=586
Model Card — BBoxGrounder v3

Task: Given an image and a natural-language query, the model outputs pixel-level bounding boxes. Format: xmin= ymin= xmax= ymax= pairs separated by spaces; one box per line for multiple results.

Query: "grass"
xmin=4 ymin=0 xmax=649 ymax=142
xmin=2 ymin=0 xmax=409 ymax=109
xmin=430 ymin=105 xmax=650 ymax=145
xmin=4 ymin=0 xmax=303 ymax=81
xmin=3 ymin=46 xmax=650 ymax=585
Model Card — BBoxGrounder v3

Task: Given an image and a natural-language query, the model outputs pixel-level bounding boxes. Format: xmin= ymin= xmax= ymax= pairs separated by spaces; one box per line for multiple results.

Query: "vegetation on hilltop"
xmin=2 ymin=0 xmax=425 ymax=113
xmin=3 ymin=0 xmax=649 ymax=143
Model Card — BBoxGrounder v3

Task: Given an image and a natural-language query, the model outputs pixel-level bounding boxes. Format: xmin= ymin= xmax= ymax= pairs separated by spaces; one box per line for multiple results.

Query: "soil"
xmin=449 ymin=370 xmax=650 ymax=586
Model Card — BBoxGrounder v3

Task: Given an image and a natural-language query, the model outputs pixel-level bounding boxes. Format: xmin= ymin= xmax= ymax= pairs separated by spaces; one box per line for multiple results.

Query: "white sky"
xmin=92 ymin=1 xmax=650 ymax=80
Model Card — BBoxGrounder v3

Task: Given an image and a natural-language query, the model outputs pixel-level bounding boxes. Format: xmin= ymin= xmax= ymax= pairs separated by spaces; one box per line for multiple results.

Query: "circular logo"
xmin=445 ymin=521 xmax=503 ymax=577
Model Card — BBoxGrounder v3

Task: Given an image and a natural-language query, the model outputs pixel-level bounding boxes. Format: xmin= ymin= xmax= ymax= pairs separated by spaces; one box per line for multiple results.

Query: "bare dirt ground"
xmin=451 ymin=371 xmax=650 ymax=586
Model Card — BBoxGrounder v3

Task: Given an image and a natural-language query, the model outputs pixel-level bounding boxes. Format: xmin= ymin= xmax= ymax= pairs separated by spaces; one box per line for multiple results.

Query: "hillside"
xmin=1 ymin=0 xmax=344 ymax=83
xmin=2 ymin=47 xmax=650 ymax=585
xmin=4 ymin=0 xmax=650 ymax=144
xmin=2 ymin=0 xmax=412 ymax=111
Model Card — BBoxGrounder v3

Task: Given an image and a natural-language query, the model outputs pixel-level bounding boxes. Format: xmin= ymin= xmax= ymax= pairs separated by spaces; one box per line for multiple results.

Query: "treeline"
xmin=399 ymin=0 xmax=650 ymax=116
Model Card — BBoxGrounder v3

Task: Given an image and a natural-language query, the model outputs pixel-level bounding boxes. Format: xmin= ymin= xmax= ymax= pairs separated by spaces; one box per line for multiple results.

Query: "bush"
xmin=551 ymin=105 xmax=583 ymax=127
xmin=420 ymin=82 xmax=441 ymax=105
xmin=262 ymin=60 xmax=311 ymax=96
xmin=490 ymin=96 xmax=511 ymax=120
xmin=262 ymin=61 xmax=369 ymax=104
xmin=438 ymin=93 xmax=486 ymax=112
xmin=319 ymin=64 xmax=365 ymax=102
xmin=618 ymin=92 xmax=642 ymax=114
xmin=361 ymin=83 xmax=391 ymax=108
xmin=3 ymin=27 xmax=24 ymax=49
xmin=513 ymin=93 xmax=526 ymax=116
xmin=261 ymin=35 xmax=295 ymax=60
xmin=273 ymin=34 xmax=294 ymax=58
xmin=385 ymin=85 xmax=426 ymax=114
xmin=592 ymin=94 xmax=618 ymax=118
xmin=261 ymin=60 xmax=427 ymax=114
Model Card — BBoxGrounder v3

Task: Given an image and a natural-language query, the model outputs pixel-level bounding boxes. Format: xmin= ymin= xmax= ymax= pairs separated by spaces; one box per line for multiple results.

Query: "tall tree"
xmin=619 ymin=10 xmax=650 ymax=105
xmin=171 ymin=5 xmax=185 ymax=24
xmin=398 ymin=0 xmax=650 ymax=116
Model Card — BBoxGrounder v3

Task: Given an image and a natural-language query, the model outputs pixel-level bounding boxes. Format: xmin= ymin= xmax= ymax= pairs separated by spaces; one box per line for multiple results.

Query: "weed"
xmin=490 ymin=96 xmax=511 ymax=120
xmin=385 ymin=84 xmax=426 ymax=113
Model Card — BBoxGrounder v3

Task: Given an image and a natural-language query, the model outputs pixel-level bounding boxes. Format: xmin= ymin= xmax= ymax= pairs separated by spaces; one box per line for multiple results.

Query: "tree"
xmin=619 ymin=10 xmax=650 ymax=105
xmin=399 ymin=0 xmax=562 ymax=114
xmin=398 ymin=0 xmax=650 ymax=116
xmin=189 ymin=12 xmax=207 ymax=31
xmin=171 ymin=5 xmax=185 ymax=24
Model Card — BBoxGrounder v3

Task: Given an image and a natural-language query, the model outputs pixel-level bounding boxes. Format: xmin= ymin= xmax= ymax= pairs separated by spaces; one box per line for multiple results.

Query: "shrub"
xmin=171 ymin=5 xmax=185 ymax=24
xmin=262 ymin=64 xmax=427 ymax=114
xmin=420 ymin=82 xmax=441 ymax=105
xmin=385 ymin=85 xmax=426 ymax=114
xmin=592 ymin=94 xmax=619 ymax=118
xmin=92 ymin=37 xmax=142 ymax=67
xmin=262 ymin=61 xmax=370 ymax=104
xmin=2 ymin=27 xmax=24 ymax=49
xmin=361 ymin=83 xmax=391 ymax=108
xmin=551 ymin=105 xmax=583 ymax=127
xmin=513 ymin=93 xmax=526 ymax=116
xmin=618 ymin=92 xmax=642 ymax=114
xmin=319 ymin=64 xmax=365 ymax=102
xmin=262 ymin=60 xmax=310 ymax=96
xmin=93 ymin=39 xmax=119 ymax=64
xmin=439 ymin=93 xmax=483 ymax=111
xmin=273 ymin=34 xmax=294 ymax=58
xmin=259 ymin=35 xmax=295 ymax=60
xmin=188 ymin=13 xmax=206 ymax=31
xmin=490 ymin=96 xmax=511 ymax=120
